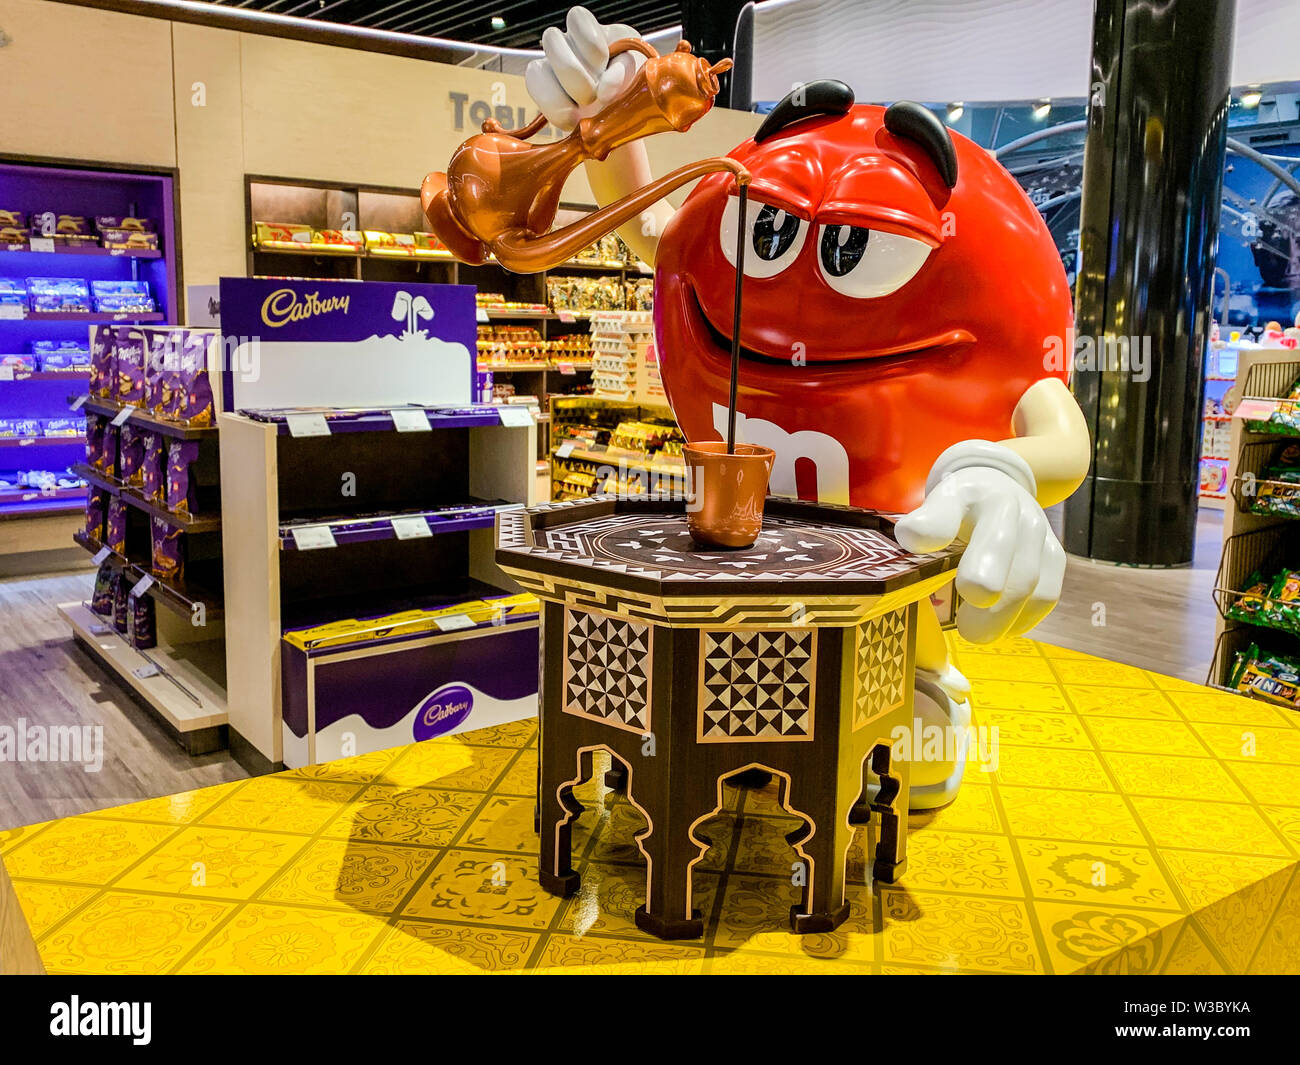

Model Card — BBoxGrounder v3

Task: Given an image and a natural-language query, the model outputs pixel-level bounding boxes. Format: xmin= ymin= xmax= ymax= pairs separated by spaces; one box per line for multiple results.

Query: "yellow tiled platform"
xmin=4 ymin=636 xmax=1299 ymax=974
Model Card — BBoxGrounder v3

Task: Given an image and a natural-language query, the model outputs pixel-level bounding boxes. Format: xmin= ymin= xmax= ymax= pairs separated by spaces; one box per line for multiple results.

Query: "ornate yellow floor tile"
xmin=537 ymin=933 xmax=705 ymax=973
xmin=957 ymin=653 xmax=1057 ymax=683
xmin=11 ymin=879 xmax=97 ymax=937
xmin=425 ymin=719 xmax=537 ymax=749
xmin=1247 ymin=867 xmax=1300 ymax=974
xmin=954 ymin=635 xmax=1041 ymax=657
xmin=579 ymin=800 xmax=654 ymax=866
xmin=1261 ymin=805 xmax=1300 ymax=854
xmin=40 ymin=892 xmax=234 ymax=974
xmin=713 ymin=872 xmax=870 ymax=959
xmin=0 ymin=822 xmax=50 ymax=855
xmin=85 ymin=779 xmax=248 ymax=826
xmin=996 ymin=785 xmax=1144 ymax=845
xmin=280 ymin=746 xmax=405 ymax=785
xmin=898 ymin=830 xmax=1024 ymax=898
xmin=878 ymin=886 xmax=1043 ymax=973
xmin=1163 ymin=920 xmax=1230 ymax=974
xmin=706 ymin=950 xmax=874 ymax=974
xmin=1016 ymin=838 xmax=1181 ymax=910
xmin=1174 ymin=690 xmax=1296 ymax=726
xmin=978 ymin=709 xmax=1091 ymax=749
xmin=994 ymin=746 xmax=1113 ymax=791
xmin=1189 ymin=721 xmax=1300 ymax=765
xmin=115 ymin=826 xmax=308 ymax=900
xmin=380 ymin=742 xmax=515 ymax=792
xmin=1101 ymin=751 xmax=1248 ymax=801
xmin=1229 ymin=761 xmax=1300 ymax=806
xmin=732 ymin=814 xmax=804 ymax=876
xmin=1050 ymin=659 xmax=1156 ymax=688
xmin=1032 ymin=900 xmax=1178 ymax=975
xmin=1128 ymin=796 xmax=1292 ymax=858
xmin=197 ymin=776 xmax=364 ymax=835
xmin=260 ymin=837 xmax=440 ymax=914
xmin=321 ymin=785 xmax=481 ymax=847
xmin=177 ymin=902 xmax=388 ymax=974
xmin=1084 ymin=716 xmax=1205 ymax=756
xmin=909 ymin=782 xmax=1003 ymax=834
xmin=1160 ymin=852 xmax=1293 ymax=973
xmin=968 ymin=679 xmax=1072 ymax=713
xmin=3 ymin=818 xmax=175 ymax=885
xmin=496 ymin=750 xmax=539 ymax=796
xmin=558 ymin=860 xmax=655 ymax=938
xmin=1036 ymin=642 xmax=1094 ymax=660
xmin=358 ymin=920 xmax=538 ymax=974
xmin=400 ymin=848 xmax=564 ymax=928
xmin=455 ymin=794 xmax=537 ymax=853
xmin=1063 ymin=685 xmax=1181 ymax=721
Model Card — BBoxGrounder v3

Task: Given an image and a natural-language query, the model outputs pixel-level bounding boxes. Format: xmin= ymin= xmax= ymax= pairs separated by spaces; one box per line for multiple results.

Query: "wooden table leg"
xmin=788 ymin=770 xmax=855 ymax=933
xmin=633 ymin=788 xmax=705 ymax=941
xmin=870 ymin=741 xmax=910 ymax=883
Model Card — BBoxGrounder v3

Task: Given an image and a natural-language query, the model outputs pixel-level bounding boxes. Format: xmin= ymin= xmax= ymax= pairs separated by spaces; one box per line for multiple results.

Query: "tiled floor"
xmin=4 ymin=632 xmax=1298 ymax=975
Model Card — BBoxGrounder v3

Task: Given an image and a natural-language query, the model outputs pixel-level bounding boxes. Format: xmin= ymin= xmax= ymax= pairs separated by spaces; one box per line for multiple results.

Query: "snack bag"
xmin=114 ymin=326 xmax=146 ymax=405
xmin=105 ymin=497 xmax=127 ymax=554
xmin=89 ymin=325 xmax=116 ymax=398
xmin=165 ymin=439 xmax=199 ymax=514
xmin=1263 ymin=570 xmax=1300 ymax=634
xmin=90 ymin=562 xmax=114 ymax=616
xmin=146 ymin=328 xmax=183 ymax=415
xmin=26 ymin=277 xmax=91 ymax=313
xmin=140 ymin=432 xmax=164 ymax=501
xmin=119 ymin=424 xmax=144 ymax=485
xmin=91 ymin=280 xmax=154 ymax=315
xmin=85 ymin=489 xmax=107 ymax=542
xmin=177 ymin=331 xmax=215 ymax=426
xmin=101 ymin=423 xmax=120 ymax=478
xmin=150 ymin=515 xmax=183 ymax=581
xmin=129 ymin=591 xmax=156 ymax=650
xmin=1232 ymin=644 xmax=1300 ymax=707
xmin=110 ymin=569 xmax=130 ymax=635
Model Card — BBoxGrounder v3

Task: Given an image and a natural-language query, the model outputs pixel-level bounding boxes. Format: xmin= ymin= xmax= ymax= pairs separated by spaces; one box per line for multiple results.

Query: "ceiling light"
xmin=1240 ymin=88 xmax=1262 ymax=108
xmin=947 ymin=102 xmax=964 ymax=122
xmin=1032 ymin=99 xmax=1052 ymax=120
xmin=491 ymin=16 xmax=506 ymax=30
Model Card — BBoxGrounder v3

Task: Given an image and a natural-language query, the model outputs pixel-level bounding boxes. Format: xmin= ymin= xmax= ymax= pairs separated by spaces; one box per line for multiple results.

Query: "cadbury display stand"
xmin=497 ymin=495 xmax=960 ymax=939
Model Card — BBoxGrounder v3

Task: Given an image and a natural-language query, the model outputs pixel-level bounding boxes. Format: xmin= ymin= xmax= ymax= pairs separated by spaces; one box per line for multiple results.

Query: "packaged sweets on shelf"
xmin=129 ymin=591 xmax=156 ymax=650
xmin=0 ymin=354 xmax=38 ymax=376
xmin=0 ymin=225 xmax=29 ymax=246
xmin=177 ymin=332 xmax=215 ymax=425
xmin=93 ymin=216 xmax=154 ymax=233
xmin=412 ymin=232 xmax=447 ymax=254
xmin=26 ymin=277 xmax=91 ymax=313
xmin=90 ymin=562 xmax=114 ymax=616
xmin=41 ymin=418 xmax=81 ymax=438
xmin=0 ymin=278 xmax=27 ymax=308
xmin=84 ymin=415 xmax=105 ymax=468
xmin=110 ymin=569 xmax=130 ymax=635
xmin=101 ymin=423 xmax=120 ymax=478
xmin=89 ymin=325 xmax=115 ymax=397
xmin=140 ymin=432 xmax=164 ymax=501
xmin=0 ymin=209 xmax=23 ymax=227
xmin=84 ymin=489 xmax=107 ymax=542
xmin=105 ymin=497 xmax=127 ymax=554
xmin=91 ymin=279 xmax=154 ymax=314
xmin=1229 ymin=643 xmax=1300 ymax=708
xmin=165 ymin=439 xmax=199 ymax=514
xmin=119 ymin=424 xmax=144 ymax=485
xmin=150 ymin=515 xmax=183 ymax=581
xmin=113 ymin=326 xmax=146 ymax=405
xmin=31 ymin=212 xmax=89 ymax=235
xmin=311 ymin=229 xmax=363 ymax=251
xmin=281 ymin=593 xmax=538 ymax=651
xmin=31 ymin=338 xmax=92 ymax=371
xmin=99 ymin=228 xmax=158 ymax=251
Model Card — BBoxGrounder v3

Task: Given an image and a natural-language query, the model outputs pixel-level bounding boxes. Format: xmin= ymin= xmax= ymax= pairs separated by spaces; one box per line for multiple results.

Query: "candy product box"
xmin=91 ymin=280 xmax=154 ymax=315
xmin=113 ymin=326 xmax=146 ymax=405
xmin=26 ymin=277 xmax=91 ymax=313
xmin=0 ymin=278 xmax=28 ymax=308
xmin=105 ymin=497 xmax=127 ymax=555
xmin=94 ymin=216 xmax=154 ymax=233
xmin=150 ymin=515 xmax=183 ymax=581
xmin=89 ymin=325 xmax=116 ymax=397
xmin=98 ymin=228 xmax=158 ymax=251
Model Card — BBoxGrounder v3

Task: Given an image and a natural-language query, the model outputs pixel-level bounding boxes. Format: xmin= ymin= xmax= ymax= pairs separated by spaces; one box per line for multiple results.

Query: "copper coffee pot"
xmin=421 ymin=39 xmax=750 ymax=272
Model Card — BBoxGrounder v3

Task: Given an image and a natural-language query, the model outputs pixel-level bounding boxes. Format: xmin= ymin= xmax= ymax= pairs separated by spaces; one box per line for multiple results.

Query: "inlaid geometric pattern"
xmin=562 ymin=609 xmax=651 ymax=734
xmin=853 ymin=608 xmax=909 ymax=731
xmin=697 ymin=630 xmax=816 ymax=742
xmin=5 ymin=635 xmax=1300 ymax=975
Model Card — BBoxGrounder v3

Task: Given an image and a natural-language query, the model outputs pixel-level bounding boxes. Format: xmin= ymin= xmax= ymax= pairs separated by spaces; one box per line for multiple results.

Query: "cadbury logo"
xmin=422 ymin=700 xmax=469 ymax=727
xmin=412 ymin=684 xmax=474 ymax=741
xmin=261 ymin=288 xmax=351 ymax=328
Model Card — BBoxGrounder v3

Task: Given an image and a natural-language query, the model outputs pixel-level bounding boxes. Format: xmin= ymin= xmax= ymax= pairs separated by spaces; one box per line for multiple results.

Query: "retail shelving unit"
xmin=1201 ymin=337 xmax=1242 ymax=508
xmin=0 ymin=157 xmax=178 ymax=565
xmin=549 ymin=396 xmax=683 ymax=501
xmin=1209 ymin=348 xmax=1300 ymax=699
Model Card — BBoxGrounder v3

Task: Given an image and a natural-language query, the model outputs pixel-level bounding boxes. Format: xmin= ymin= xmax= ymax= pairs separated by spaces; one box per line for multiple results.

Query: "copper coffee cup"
xmin=683 ymin=441 xmax=775 ymax=549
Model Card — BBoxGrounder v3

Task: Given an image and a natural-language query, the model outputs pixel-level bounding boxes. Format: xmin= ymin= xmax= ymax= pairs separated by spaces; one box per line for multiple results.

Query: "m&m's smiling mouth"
xmin=687 ymin=286 xmax=975 ymax=369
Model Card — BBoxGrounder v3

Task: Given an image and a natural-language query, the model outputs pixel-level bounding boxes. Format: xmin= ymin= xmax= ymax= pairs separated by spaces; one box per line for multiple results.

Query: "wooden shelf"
xmin=1 ymin=370 xmax=91 ymax=382
xmin=0 ymin=434 xmax=84 ymax=448
xmin=72 ymin=531 xmax=224 ymax=622
xmin=80 ymin=397 xmax=218 ymax=440
xmin=10 ymin=311 xmax=165 ymax=323
xmin=0 ymin=245 xmax=161 ymax=260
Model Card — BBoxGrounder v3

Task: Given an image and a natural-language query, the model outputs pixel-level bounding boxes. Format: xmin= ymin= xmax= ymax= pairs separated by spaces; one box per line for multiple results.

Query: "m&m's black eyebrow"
xmin=754 ymin=80 xmax=855 ymax=143
xmin=883 ymin=101 xmax=958 ymax=189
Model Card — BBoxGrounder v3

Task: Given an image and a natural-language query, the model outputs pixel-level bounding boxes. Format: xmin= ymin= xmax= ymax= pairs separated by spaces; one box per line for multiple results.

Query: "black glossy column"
xmin=1063 ymin=0 xmax=1235 ymax=565
xmin=681 ymin=0 xmax=749 ymax=102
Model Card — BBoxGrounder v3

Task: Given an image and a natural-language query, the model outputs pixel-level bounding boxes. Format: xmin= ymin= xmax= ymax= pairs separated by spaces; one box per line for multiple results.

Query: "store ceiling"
xmin=216 ymin=1 xmax=683 ymax=50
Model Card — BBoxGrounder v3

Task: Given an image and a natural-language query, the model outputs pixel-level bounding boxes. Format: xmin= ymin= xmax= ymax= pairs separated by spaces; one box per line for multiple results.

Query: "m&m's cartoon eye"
xmin=719 ymin=196 xmax=808 ymax=279
xmin=816 ymin=225 xmax=931 ymax=298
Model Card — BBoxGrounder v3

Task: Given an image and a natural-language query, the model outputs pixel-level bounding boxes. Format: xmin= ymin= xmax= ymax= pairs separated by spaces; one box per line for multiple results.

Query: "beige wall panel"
xmin=0 ymin=0 xmax=175 ymax=166
xmin=172 ymin=22 xmax=246 ymax=295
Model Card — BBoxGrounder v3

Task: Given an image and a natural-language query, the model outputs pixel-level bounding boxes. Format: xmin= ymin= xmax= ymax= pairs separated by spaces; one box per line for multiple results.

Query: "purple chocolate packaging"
xmin=178 ymin=331 xmax=215 ymax=426
xmin=129 ymin=591 xmax=156 ymax=650
xmin=150 ymin=515 xmax=183 ymax=581
xmin=147 ymin=328 xmax=183 ymax=416
xmin=101 ymin=422 xmax=120 ymax=478
xmin=110 ymin=570 xmax=129 ymax=634
xmin=84 ymin=415 xmax=105 ymax=468
xmin=140 ymin=432 xmax=164 ymax=501
xmin=90 ymin=562 xmax=114 ymax=616
xmin=94 ymin=216 xmax=155 ymax=233
xmin=114 ymin=326 xmax=146 ymax=405
xmin=85 ymin=488 xmax=107 ymax=542
xmin=26 ymin=277 xmax=91 ymax=313
xmin=165 ymin=439 xmax=199 ymax=514
xmin=106 ymin=498 xmax=127 ymax=555
xmin=119 ymin=424 xmax=144 ymax=485
xmin=89 ymin=325 xmax=116 ymax=398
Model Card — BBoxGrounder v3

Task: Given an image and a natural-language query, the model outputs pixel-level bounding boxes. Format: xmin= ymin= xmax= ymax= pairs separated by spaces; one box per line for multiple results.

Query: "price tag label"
xmin=476 ymin=307 xmax=490 ymax=323
xmin=556 ymin=362 xmax=576 ymax=376
xmin=391 ymin=515 xmax=432 ymax=540
xmin=391 ymin=408 xmax=431 ymax=432
xmin=29 ymin=236 xmax=55 ymax=253
xmin=555 ymin=441 xmax=577 ymax=459
xmin=0 ymin=366 xmax=12 ymax=382
xmin=0 ymin=305 xmax=23 ymax=320
xmin=434 ymin=613 xmax=476 ymax=632
xmin=286 ymin=412 xmax=330 ymax=437
xmin=498 ymin=406 xmax=534 ymax=427
xmin=89 ymin=621 xmax=113 ymax=636
xmin=130 ymin=574 xmax=154 ymax=598
xmin=558 ymin=310 xmax=576 ymax=323
xmin=132 ymin=663 xmax=161 ymax=679
xmin=110 ymin=406 xmax=134 ymax=427
xmin=291 ymin=525 xmax=337 ymax=550
xmin=92 ymin=546 xmax=112 ymax=564
xmin=1234 ymin=398 xmax=1277 ymax=421
xmin=70 ymin=393 xmax=89 ymax=410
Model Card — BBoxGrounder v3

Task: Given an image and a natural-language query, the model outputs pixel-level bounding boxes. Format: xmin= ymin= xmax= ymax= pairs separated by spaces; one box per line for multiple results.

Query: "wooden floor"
xmin=0 ymin=509 xmax=1224 ymax=831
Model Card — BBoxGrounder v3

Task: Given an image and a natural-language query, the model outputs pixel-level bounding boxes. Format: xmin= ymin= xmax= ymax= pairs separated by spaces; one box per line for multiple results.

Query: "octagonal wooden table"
xmin=496 ymin=496 xmax=959 ymax=940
